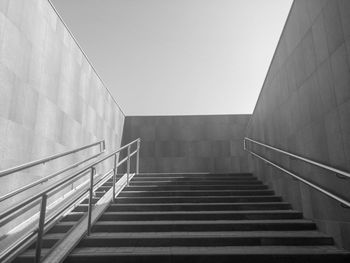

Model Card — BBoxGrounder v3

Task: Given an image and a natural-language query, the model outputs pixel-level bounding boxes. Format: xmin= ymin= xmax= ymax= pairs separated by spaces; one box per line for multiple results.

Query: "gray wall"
xmin=122 ymin=115 xmax=250 ymax=173
xmin=246 ymin=0 xmax=350 ymax=249
xmin=0 ymin=0 xmax=124 ymax=233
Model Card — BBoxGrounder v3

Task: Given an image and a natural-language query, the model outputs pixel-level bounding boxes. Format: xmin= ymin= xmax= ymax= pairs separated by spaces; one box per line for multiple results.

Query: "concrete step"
xmin=18 ymin=246 xmax=350 ymax=263
xmin=124 ymin=185 xmax=269 ymax=191
xmin=72 ymin=204 xmax=89 ymax=212
xmin=114 ymin=196 xmax=283 ymax=204
xmin=61 ymin=212 xmax=85 ymax=222
xmin=78 ymin=231 xmax=334 ymax=247
xmin=91 ymin=220 xmax=317 ymax=232
xmin=107 ymin=202 xmax=292 ymax=212
xmin=28 ymin=231 xmax=333 ymax=249
xmin=81 ymin=197 xmax=100 ymax=204
xmin=99 ymin=210 xmax=303 ymax=221
xmin=46 ymin=221 xmax=75 ymax=234
xmin=131 ymin=176 xmax=259 ymax=181
xmin=97 ymin=186 xmax=113 ymax=191
xmin=119 ymin=189 xmax=275 ymax=197
xmin=134 ymin=173 xmax=254 ymax=177
xmin=129 ymin=180 xmax=264 ymax=185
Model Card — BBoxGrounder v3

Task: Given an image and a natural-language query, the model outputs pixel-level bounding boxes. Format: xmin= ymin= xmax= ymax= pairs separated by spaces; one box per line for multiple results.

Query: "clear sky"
xmin=51 ymin=0 xmax=293 ymax=116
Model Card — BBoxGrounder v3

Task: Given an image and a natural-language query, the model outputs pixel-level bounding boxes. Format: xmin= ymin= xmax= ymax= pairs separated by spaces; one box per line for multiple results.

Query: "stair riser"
xmin=134 ymin=173 xmax=253 ymax=177
xmin=107 ymin=204 xmax=292 ymax=212
xmin=128 ymin=183 xmax=263 ymax=186
xmin=119 ymin=191 xmax=275 ymax=197
xmin=47 ymin=224 xmax=73 ymax=234
xmin=64 ymin=254 xmax=350 ymax=263
xmin=98 ymin=186 xmax=112 ymax=191
xmin=62 ymin=214 xmax=85 ymax=222
xmin=95 ymin=192 xmax=107 ymax=198
xmin=92 ymin=223 xmax=316 ymax=232
xmin=125 ymin=185 xmax=269 ymax=191
xmin=29 ymin=239 xmax=59 ymax=249
xmin=132 ymin=177 xmax=258 ymax=181
xmin=99 ymin=213 xmax=303 ymax=221
xmin=73 ymin=205 xmax=88 ymax=212
xmin=115 ymin=197 xmax=282 ymax=204
xmin=81 ymin=198 xmax=100 ymax=204
xmin=79 ymin=237 xmax=334 ymax=247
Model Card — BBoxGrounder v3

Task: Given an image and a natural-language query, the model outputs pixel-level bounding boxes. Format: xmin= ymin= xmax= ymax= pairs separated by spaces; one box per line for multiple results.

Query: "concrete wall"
xmin=121 ymin=115 xmax=250 ymax=173
xmin=246 ymin=0 xmax=350 ymax=249
xmin=0 ymin=0 xmax=124 ymax=230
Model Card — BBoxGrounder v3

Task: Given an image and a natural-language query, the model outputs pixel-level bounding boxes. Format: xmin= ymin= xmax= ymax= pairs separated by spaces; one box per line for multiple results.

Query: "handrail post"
xmin=87 ymin=167 xmax=96 ymax=236
xmin=243 ymin=138 xmax=246 ymax=150
xmin=35 ymin=194 xmax=48 ymax=263
xmin=127 ymin=145 xmax=131 ymax=186
xmin=136 ymin=139 xmax=140 ymax=175
xmin=100 ymin=140 xmax=105 ymax=152
xmin=112 ymin=154 xmax=117 ymax=202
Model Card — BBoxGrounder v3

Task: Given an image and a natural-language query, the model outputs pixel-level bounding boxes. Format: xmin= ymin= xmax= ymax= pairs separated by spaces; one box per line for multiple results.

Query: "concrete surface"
xmin=246 ymin=0 xmax=350 ymax=249
xmin=0 ymin=0 xmax=124 ymax=234
xmin=121 ymin=115 xmax=250 ymax=173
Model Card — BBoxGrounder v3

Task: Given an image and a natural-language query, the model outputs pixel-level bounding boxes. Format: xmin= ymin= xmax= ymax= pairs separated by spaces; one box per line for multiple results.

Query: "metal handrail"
xmin=0 ymin=140 xmax=105 ymax=178
xmin=0 ymin=138 xmax=141 ymax=263
xmin=244 ymin=137 xmax=350 ymax=179
xmin=0 ymin=153 xmax=101 ymax=204
xmin=244 ymin=137 xmax=350 ymax=208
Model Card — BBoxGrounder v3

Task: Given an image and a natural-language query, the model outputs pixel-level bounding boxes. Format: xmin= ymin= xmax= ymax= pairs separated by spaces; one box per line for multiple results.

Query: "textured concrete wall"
xmin=0 ymin=0 xmax=124 ymax=227
xmin=246 ymin=0 xmax=350 ymax=249
xmin=121 ymin=115 xmax=250 ymax=173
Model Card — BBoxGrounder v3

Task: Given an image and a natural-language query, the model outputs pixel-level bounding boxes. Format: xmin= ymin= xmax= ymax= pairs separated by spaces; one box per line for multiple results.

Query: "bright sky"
xmin=51 ymin=0 xmax=293 ymax=116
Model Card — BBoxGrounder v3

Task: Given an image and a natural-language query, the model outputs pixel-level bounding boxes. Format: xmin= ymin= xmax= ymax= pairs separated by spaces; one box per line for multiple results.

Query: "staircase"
xmin=59 ymin=172 xmax=349 ymax=262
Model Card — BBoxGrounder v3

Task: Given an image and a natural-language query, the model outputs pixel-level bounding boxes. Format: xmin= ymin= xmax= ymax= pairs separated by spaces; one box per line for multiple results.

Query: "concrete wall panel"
xmin=122 ymin=115 xmax=250 ymax=173
xmin=0 ymin=0 xmax=124 ymax=234
xmin=246 ymin=0 xmax=350 ymax=249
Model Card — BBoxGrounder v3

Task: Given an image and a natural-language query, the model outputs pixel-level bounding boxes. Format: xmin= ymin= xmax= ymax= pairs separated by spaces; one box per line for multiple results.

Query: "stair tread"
xmin=132 ymin=177 xmax=258 ymax=180
xmin=135 ymin=173 xmax=253 ymax=176
xmin=94 ymin=219 xmax=314 ymax=225
xmin=44 ymin=230 xmax=329 ymax=240
xmin=110 ymin=202 xmax=290 ymax=206
xmin=120 ymin=190 xmax=275 ymax=196
xmin=102 ymin=210 xmax=300 ymax=215
xmin=130 ymin=180 xmax=261 ymax=183
xmin=85 ymin=231 xmax=329 ymax=238
xmin=125 ymin=186 xmax=269 ymax=190
xmin=116 ymin=195 xmax=280 ymax=199
xmin=122 ymin=190 xmax=272 ymax=193
xmin=19 ymin=246 xmax=350 ymax=259
xmin=114 ymin=197 xmax=282 ymax=203
xmin=67 ymin=246 xmax=349 ymax=256
xmin=128 ymin=185 xmax=265 ymax=188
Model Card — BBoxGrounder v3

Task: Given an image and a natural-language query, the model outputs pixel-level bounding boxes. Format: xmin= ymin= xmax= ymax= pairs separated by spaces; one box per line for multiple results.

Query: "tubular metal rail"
xmin=244 ymin=137 xmax=350 ymax=208
xmin=0 ymin=138 xmax=141 ymax=263
xmin=0 ymin=140 xmax=106 ymax=204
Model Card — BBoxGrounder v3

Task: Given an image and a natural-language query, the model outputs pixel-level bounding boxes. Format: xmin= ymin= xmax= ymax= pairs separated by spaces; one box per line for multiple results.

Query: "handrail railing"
xmin=244 ymin=137 xmax=350 ymax=179
xmin=0 ymin=153 xmax=101 ymax=205
xmin=244 ymin=137 xmax=350 ymax=208
xmin=0 ymin=140 xmax=105 ymax=178
xmin=0 ymin=138 xmax=141 ymax=263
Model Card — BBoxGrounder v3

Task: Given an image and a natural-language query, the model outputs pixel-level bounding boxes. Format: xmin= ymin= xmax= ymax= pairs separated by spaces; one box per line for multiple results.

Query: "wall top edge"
xmin=247 ymin=0 xmax=295 ymax=128
xmin=125 ymin=114 xmax=252 ymax=118
xmin=47 ymin=0 xmax=125 ymax=117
